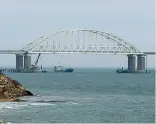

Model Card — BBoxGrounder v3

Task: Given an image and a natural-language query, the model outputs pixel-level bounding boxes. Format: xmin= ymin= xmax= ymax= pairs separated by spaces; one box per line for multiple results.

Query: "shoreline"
xmin=0 ymin=98 xmax=26 ymax=102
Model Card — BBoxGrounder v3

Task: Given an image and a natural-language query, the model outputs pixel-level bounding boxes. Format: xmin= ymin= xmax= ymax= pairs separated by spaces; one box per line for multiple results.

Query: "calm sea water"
xmin=0 ymin=68 xmax=155 ymax=123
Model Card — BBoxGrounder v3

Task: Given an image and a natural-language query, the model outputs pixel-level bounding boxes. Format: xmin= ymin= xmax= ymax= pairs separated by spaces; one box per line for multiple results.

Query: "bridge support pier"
xmin=24 ymin=55 xmax=31 ymax=71
xmin=15 ymin=54 xmax=32 ymax=72
xmin=127 ymin=55 xmax=136 ymax=72
xmin=16 ymin=54 xmax=23 ymax=71
xmin=137 ymin=55 xmax=146 ymax=72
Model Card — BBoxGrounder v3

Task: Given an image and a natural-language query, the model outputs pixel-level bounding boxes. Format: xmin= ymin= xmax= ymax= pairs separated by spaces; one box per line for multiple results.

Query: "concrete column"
xmin=137 ymin=55 xmax=145 ymax=72
xmin=128 ymin=55 xmax=136 ymax=72
xmin=24 ymin=55 xmax=31 ymax=71
xmin=16 ymin=54 xmax=23 ymax=71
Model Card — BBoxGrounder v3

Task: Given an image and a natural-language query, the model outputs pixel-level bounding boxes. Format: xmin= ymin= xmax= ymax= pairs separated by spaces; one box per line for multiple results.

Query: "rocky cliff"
xmin=0 ymin=73 xmax=33 ymax=102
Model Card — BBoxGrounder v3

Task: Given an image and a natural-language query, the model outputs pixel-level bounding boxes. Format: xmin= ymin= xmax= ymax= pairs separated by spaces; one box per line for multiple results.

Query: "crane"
xmin=35 ymin=53 xmax=41 ymax=66
xmin=29 ymin=53 xmax=41 ymax=72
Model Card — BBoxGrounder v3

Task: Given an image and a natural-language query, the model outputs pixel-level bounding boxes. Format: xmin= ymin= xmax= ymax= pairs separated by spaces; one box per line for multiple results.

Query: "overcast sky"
xmin=0 ymin=0 xmax=155 ymax=68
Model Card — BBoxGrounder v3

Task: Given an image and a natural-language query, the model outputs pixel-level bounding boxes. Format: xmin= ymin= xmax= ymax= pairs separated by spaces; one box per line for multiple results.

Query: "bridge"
xmin=0 ymin=50 xmax=154 ymax=55
xmin=0 ymin=29 xmax=155 ymax=72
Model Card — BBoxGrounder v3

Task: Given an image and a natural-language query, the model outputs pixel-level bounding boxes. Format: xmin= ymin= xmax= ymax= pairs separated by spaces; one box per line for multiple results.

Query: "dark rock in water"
xmin=37 ymin=100 xmax=66 ymax=103
xmin=0 ymin=73 xmax=33 ymax=102
xmin=24 ymin=90 xmax=34 ymax=96
xmin=13 ymin=98 xmax=27 ymax=102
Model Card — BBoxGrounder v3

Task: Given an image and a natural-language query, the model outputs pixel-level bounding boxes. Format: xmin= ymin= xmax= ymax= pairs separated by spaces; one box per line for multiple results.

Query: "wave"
xmin=20 ymin=95 xmax=68 ymax=102
xmin=0 ymin=100 xmax=80 ymax=112
xmin=0 ymin=102 xmax=55 ymax=111
xmin=66 ymin=101 xmax=79 ymax=105
xmin=0 ymin=95 xmax=79 ymax=112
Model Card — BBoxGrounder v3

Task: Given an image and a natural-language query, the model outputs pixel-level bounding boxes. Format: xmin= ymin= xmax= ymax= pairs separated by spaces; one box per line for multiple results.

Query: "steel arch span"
xmin=22 ymin=29 xmax=142 ymax=55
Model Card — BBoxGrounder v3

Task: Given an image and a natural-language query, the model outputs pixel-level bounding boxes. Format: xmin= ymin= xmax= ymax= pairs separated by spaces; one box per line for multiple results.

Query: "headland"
xmin=0 ymin=72 xmax=33 ymax=102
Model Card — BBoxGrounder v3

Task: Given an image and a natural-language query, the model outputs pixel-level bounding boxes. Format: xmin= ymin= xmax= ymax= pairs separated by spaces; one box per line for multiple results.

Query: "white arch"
xmin=22 ymin=29 xmax=142 ymax=55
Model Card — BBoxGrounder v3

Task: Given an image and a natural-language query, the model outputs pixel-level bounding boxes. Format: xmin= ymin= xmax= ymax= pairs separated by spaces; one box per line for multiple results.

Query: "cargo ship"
xmin=54 ymin=66 xmax=74 ymax=72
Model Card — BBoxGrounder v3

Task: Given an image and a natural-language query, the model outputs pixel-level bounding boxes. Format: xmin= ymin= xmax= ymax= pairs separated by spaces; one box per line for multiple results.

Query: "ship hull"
xmin=54 ymin=66 xmax=74 ymax=73
xmin=63 ymin=69 xmax=74 ymax=72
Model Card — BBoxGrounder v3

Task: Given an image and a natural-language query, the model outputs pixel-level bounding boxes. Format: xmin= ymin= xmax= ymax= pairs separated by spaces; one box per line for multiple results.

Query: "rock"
xmin=24 ymin=90 xmax=34 ymax=96
xmin=0 ymin=73 xmax=33 ymax=102
xmin=0 ymin=120 xmax=5 ymax=124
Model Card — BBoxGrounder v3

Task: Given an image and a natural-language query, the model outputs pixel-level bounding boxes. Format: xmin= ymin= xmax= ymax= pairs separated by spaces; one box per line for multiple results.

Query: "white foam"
xmin=29 ymin=102 xmax=54 ymax=106
xmin=0 ymin=102 xmax=55 ymax=111
xmin=66 ymin=102 xmax=79 ymax=105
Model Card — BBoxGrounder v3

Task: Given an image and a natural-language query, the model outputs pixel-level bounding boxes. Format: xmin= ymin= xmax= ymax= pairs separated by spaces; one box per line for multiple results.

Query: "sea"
xmin=0 ymin=68 xmax=155 ymax=123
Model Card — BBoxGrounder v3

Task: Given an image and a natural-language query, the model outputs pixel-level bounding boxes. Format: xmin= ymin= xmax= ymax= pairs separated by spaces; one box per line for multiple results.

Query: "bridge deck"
xmin=0 ymin=50 xmax=28 ymax=54
xmin=0 ymin=50 xmax=155 ymax=55
xmin=143 ymin=52 xmax=156 ymax=55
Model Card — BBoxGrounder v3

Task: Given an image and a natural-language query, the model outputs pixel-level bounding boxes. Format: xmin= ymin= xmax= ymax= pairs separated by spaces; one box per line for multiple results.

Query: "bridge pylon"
xmin=15 ymin=54 xmax=32 ymax=72
xmin=127 ymin=54 xmax=146 ymax=72
xmin=127 ymin=54 xmax=136 ymax=72
xmin=16 ymin=54 xmax=24 ymax=71
xmin=137 ymin=54 xmax=146 ymax=72
xmin=24 ymin=55 xmax=31 ymax=71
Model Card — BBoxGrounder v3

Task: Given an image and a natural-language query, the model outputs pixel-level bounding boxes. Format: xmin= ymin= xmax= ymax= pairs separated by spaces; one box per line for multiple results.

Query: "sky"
xmin=0 ymin=0 xmax=155 ymax=68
